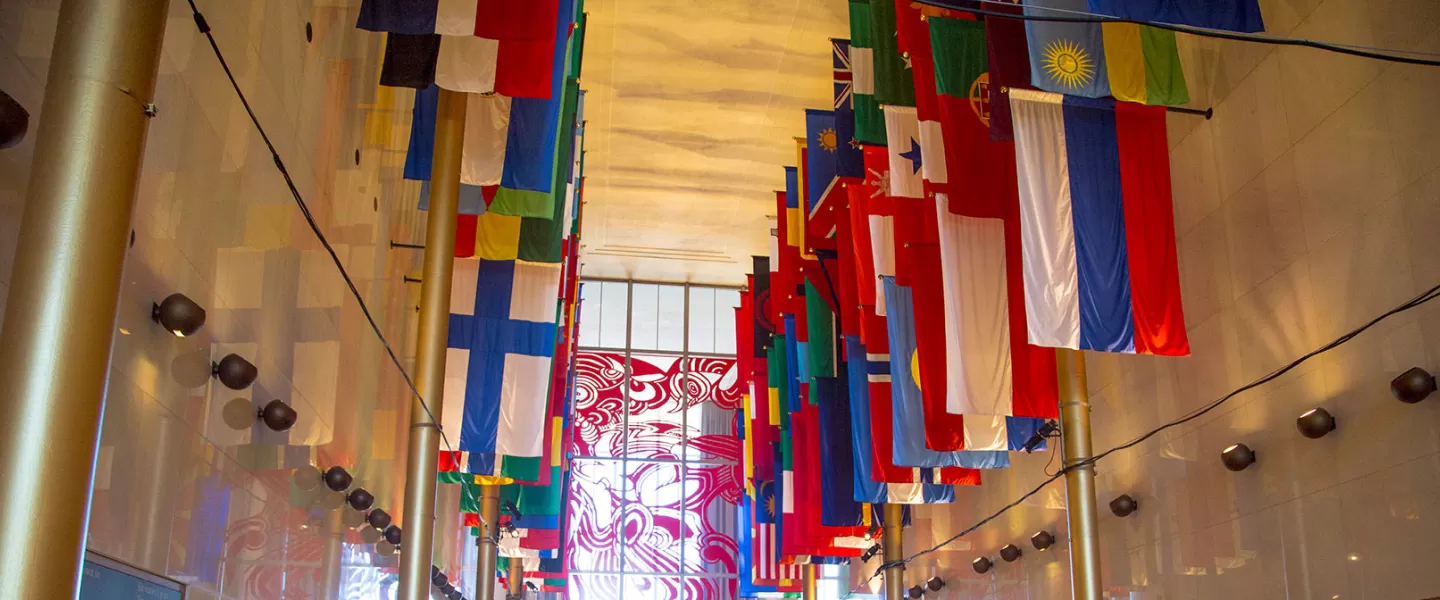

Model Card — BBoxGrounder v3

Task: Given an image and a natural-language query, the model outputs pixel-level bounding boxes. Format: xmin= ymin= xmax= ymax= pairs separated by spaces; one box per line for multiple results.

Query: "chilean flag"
xmin=1009 ymin=89 xmax=1189 ymax=355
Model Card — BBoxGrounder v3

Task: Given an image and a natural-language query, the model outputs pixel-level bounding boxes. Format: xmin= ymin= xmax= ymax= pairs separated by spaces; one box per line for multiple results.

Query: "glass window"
xmin=598 ymin=281 xmax=629 ymax=349
xmin=688 ymin=287 xmax=716 ymax=353
xmin=578 ymin=283 xmax=600 ymax=348
xmin=656 ymin=285 xmax=685 ymax=352
xmin=631 ymin=283 xmax=660 ymax=351
xmin=714 ymin=289 xmax=741 ymax=355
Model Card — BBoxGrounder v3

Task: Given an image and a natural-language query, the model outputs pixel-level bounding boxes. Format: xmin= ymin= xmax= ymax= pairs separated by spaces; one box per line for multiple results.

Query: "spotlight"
xmin=384 ymin=525 xmax=402 ymax=545
xmin=433 ymin=571 xmax=448 ymax=586
xmin=1000 ymin=543 xmax=1022 ymax=562
xmin=1221 ymin=443 xmax=1256 ymax=472
xmin=440 ymin=583 xmax=454 ymax=595
xmin=907 ymin=584 xmax=925 ymax=599
xmin=1391 ymin=367 xmax=1436 ymax=404
xmin=864 ymin=523 xmax=880 ymax=541
xmin=212 ymin=354 xmax=258 ymax=390
xmin=0 ymin=89 xmax=29 ymax=149
xmin=323 ymin=466 xmax=353 ymax=492
xmin=1031 ymin=530 xmax=1055 ymax=551
xmin=223 ymin=398 xmax=299 ymax=432
xmin=861 ymin=544 xmax=881 ymax=562
xmin=526 ymin=582 xmax=539 ymax=592
xmin=925 ymin=577 xmax=945 ymax=592
xmin=1109 ymin=494 xmax=1138 ymax=517
xmin=503 ymin=522 xmax=519 ymax=537
xmin=447 ymin=591 xmax=462 ymax=600
xmin=972 ymin=556 xmax=993 ymax=574
xmin=1296 ymin=408 xmax=1337 ymax=439
xmin=152 ymin=293 xmax=206 ymax=337
xmin=502 ymin=500 xmax=522 ymax=518
xmin=348 ymin=488 xmax=375 ymax=511
xmin=260 ymin=399 xmax=298 ymax=431
xmin=1022 ymin=420 xmax=1060 ymax=453
xmin=431 ymin=565 xmax=443 ymax=580
xmin=367 ymin=508 xmax=392 ymax=531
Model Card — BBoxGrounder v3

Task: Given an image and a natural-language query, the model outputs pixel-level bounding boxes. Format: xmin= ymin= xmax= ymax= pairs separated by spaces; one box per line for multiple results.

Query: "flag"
xmin=831 ymin=39 xmax=864 ymax=181
xmin=893 ymin=0 xmax=952 ymax=189
xmin=815 ymin=377 xmax=867 ymax=526
xmin=882 ymin=107 xmax=924 ymax=199
xmin=804 ymin=110 xmax=842 ymax=247
xmin=985 ymin=1 xmax=1028 ymax=141
xmin=1008 ymin=89 xmax=1189 ymax=355
xmin=930 ymin=16 xmax=1060 ymax=429
xmin=843 ymin=337 xmax=954 ymax=504
xmin=1087 ymin=0 xmax=1265 ymax=33
xmin=881 ymin=276 xmax=1011 ymax=467
xmin=868 ymin=0 xmax=914 ymax=108
xmin=848 ymin=1 xmax=885 ymax=144
xmin=1024 ymin=0 xmax=1189 ymax=106
xmin=752 ymin=256 xmax=774 ymax=358
xmin=858 ymin=147 xmax=895 ymax=317
xmin=361 ymin=0 xmax=563 ymax=99
xmin=446 ymin=258 xmax=563 ymax=475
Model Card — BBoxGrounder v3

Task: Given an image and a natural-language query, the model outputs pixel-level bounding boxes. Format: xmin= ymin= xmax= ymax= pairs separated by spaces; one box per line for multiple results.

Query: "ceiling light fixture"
xmin=907 ymin=585 xmax=925 ymax=599
xmin=1000 ymin=544 xmax=1023 ymax=562
xmin=925 ymin=577 xmax=945 ymax=592
xmin=222 ymin=398 xmax=298 ymax=432
xmin=0 ymin=89 xmax=30 ymax=149
xmin=1109 ymin=494 xmax=1138 ymax=517
xmin=1221 ymin=444 xmax=1256 ymax=471
xmin=861 ymin=544 xmax=881 ymax=562
xmin=1022 ymin=420 xmax=1060 ymax=453
xmin=383 ymin=525 xmax=402 ymax=546
xmin=323 ymin=466 xmax=354 ymax=492
xmin=347 ymin=488 xmax=375 ymax=512
xmin=152 ymin=293 xmax=206 ymax=337
xmin=973 ymin=556 xmax=993 ymax=574
xmin=1391 ymin=367 xmax=1436 ymax=403
xmin=1296 ymin=408 xmax=1337 ymax=439
xmin=367 ymin=508 xmax=392 ymax=531
xmin=1032 ymin=530 xmax=1055 ymax=551
xmin=212 ymin=354 xmax=258 ymax=390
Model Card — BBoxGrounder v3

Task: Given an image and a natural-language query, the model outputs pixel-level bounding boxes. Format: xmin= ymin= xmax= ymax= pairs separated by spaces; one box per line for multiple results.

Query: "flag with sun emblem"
xmin=804 ymin=109 xmax=846 ymax=250
xmin=1024 ymin=0 xmax=1188 ymax=105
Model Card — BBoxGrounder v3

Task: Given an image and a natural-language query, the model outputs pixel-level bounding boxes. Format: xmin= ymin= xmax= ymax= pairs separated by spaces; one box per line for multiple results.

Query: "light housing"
xmin=972 ymin=556 xmax=993 ymax=574
xmin=1221 ymin=443 xmax=1256 ymax=472
xmin=907 ymin=585 xmax=925 ymax=599
xmin=1392 ymin=367 xmax=1436 ymax=404
xmin=323 ymin=466 xmax=353 ymax=492
xmin=1022 ymin=420 xmax=1059 ymax=453
xmin=925 ymin=577 xmax=945 ymax=592
xmin=1031 ymin=530 xmax=1055 ymax=551
xmin=1 ymin=89 xmax=30 ymax=149
xmin=348 ymin=488 xmax=375 ymax=511
xmin=1000 ymin=543 xmax=1022 ymax=562
xmin=367 ymin=508 xmax=392 ymax=531
xmin=212 ymin=354 xmax=258 ymax=390
xmin=152 ymin=293 xmax=206 ymax=337
xmin=1109 ymin=494 xmax=1138 ymax=517
xmin=861 ymin=544 xmax=881 ymax=562
xmin=1296 ymin=408 xmax=1336 ymax=439
xmin=383 ymin=525 xmax=402 ymax=545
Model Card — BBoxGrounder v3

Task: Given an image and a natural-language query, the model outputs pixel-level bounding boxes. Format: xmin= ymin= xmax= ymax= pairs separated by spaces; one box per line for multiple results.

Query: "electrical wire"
xmin=915 ymin=0 xmax=1440 ymax=67
xmin=846 ymin=280 xmax=1440 ymax=597
xmin=183 ymin=0 xmax=491 ymax=531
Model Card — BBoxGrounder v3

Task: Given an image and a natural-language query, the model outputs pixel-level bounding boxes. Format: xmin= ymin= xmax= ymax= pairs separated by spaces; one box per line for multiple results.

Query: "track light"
xmin=1000 ymin=543 xmax=1022 ymax=562
xmin=1296 ymin=408 xmax=1337 ymax=439
xmin=152 ymin=293 xmax=206 ymax=337
xmin=1391 ymin=367 xmax=1436 ymax=404
xmin=433 ymin=571 xmax=448 ymax=587
xmin=972 ymin=556 xmax=993 ymax=574
xmin=861 ymin=544 xmax=881 ymax=562
xmin=384 ymin=525 xmax=402 ymax=545
xmin=0 ymin=89 xmax=29 ymax=149
xmin=1109 ymin=494 xmax=1138 ymax=517
xmin=1221 ymin=443 xmax=1256 ymax=471
xmin=347 ymin=488 xmax=375 ymax=511
xmin=212 ymin=354 xmax=258 ymax=390
xmin=526 ymin=582 xmax=539 ymax=591
xmin=907 ymin=584 xmax=925 ymax=599
xmin=502 ymin=500 xmax=522 ymax=518
xmin=925 ymin=577 xmax=945 ymax=592
xmin=503 ymin=522 xmax=519 ymax=537
xmin=440 ymin=582 xmax=454 ymax=595
xmin=1022 ymin=420 xmax=1060 ymax=453
xmin=864 ymin=523 xmax=880 ymax=541
xmin=1031 ymin=530 xmax=1055 ymax=551
xmin=323 ymin=466 xmax=353 ymax=492
xmin=447 ymin=591 xmax=462 ymax=600
xmin=367 ymin=508 xmax=392 ymax=531
xmin=222 ymin=398 xmax=298 ymax=432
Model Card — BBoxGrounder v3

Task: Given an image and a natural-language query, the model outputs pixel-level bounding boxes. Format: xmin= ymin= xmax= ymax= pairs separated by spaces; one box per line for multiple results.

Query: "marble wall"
xmin=892 ymin=1 xmax=1440 ymax=599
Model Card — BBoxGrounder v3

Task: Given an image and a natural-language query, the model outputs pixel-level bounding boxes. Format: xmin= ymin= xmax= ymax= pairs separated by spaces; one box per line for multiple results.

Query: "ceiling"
xmin=577 ymin=0 xmax=848 ymax=285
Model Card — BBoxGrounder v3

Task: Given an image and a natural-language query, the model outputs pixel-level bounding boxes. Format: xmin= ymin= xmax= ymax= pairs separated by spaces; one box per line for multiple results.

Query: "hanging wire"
xmin=182 ymin=0 xmax=491 ymax=531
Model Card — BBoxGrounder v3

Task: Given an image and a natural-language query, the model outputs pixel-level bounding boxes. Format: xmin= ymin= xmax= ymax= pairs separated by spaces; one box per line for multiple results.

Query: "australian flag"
xmin=832 ymin=39 xmax=863 ymax=178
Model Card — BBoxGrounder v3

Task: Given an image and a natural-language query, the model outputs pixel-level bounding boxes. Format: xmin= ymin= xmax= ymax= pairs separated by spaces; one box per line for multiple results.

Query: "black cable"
xmin=184 ymin=0 xmax=489 ymax=526
xmin=846 ymin=280 xmax=1440 ymax=596
xmin=914 ymin=0 xmax=1440 ymax=68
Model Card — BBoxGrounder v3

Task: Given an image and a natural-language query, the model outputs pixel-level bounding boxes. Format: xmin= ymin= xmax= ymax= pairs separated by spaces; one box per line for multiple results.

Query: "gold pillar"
xmin=1057 ymin=348 xmax=1102 ymax=600
xmin=474 ymin=485 xmax=501 ymax=600
xmin=397 ymin=88 xmax=466 ymax=600
xmin=0 ymin=0 xmax=169 ymax=597
xmin=882 ymin=503 xmax=905 ymax=600
xmin=318 ymin=509 xmax=345 ymax=600
xmin=507 ymin=552 xmax=526 ymax=599
xmin=802 ymin=563 xmax=818 ymax=600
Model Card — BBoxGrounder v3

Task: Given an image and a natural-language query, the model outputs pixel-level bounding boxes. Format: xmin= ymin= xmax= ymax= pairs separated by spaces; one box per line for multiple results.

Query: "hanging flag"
xmin=831 ymin=39 xmax=864 ymax=181
xmin=847 ymin=1 xmax=885 ymax=145
xmin=815 ymin=377 xmax=867 ymax=526
xmin=930 ymin=16 xmax=1060 ymax=431
xmin=447 ymin=258 xmax=563 ymax=475
xmin=361 ymin=0 xmax=564 ymax=99
xmin=893 ymin=0 xmax=953 ymax=189
xmin=843 ymin=337 xmax=955 ymax=503
xmin=882 ymin=107 xmax=924 ymax=199
xmin=1009 ymin=89 xmax=1189 ymax=355
xmin=752 ymin=256 xmax=775 ymax=358
xmin=804 ymin=110 xmax=842 ymax=248
xmin=1087 ymin=0 xmax=1265 ymax=33
xmin=868 ymin=0 xmax=914 ymax=108
xmin=1024 ymin=0 xmax=1189 ymax=105
xmin=985 ymin=1 xmax=1029 ymax=141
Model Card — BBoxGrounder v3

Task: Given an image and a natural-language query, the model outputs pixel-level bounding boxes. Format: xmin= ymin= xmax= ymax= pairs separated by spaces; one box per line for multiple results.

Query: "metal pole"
xmin=397 ymin=87 xmax=466 ymax=600
xmin=802 ymin=563 xmax=818 ymax=600
xmin=882 ymin=503 xmax=905 ymax=600
xmin=475 ymin=485 xmax=501 ymax=600
xmin=0 ymin=0 xmax=168 ymax=597
xmin=507 ymin=554 xmax=526 ymax=599
xmin=318 ymin=509 xmax=345 ymax=600
xmin=1057 ymin=348 xmax=1103 ymax=600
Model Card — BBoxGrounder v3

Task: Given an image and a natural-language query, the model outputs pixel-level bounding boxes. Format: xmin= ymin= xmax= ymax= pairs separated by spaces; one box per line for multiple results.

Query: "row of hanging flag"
xmin=357 ymin=0 xmax=589 ymax=592
xmin=737 ymin=0 xmax=1260 ymax=592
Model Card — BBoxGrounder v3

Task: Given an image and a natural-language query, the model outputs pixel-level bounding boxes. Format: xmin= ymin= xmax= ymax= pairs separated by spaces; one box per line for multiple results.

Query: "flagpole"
xmin=475 ymin=485 xmax=501 ymax=600
xmin=1057 ymin=348 xmax=1103 ymax=600
xmin=0 ymin=0 xmax=169 ymax=596
xmin=802 ymin=563 xmax=818 ymax=600
xmin=882 ymin=503 xmax=905 ymax=600
xmin=397 ymin=87 xmax=466 ymax=600
xmin=508 ymin=553 xmax=527 ymax=598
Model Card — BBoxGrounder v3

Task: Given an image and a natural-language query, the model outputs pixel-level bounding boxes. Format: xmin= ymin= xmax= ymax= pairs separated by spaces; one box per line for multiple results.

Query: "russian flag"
xmin=1009 ymin=90 xmax=1189 ymax=355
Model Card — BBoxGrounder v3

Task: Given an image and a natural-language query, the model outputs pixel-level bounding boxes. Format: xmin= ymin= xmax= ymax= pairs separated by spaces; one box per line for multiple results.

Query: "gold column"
xmin=474 ymin=485 xmax=501 ymax=600
xmin=397 ymin=88 xmax=466 ymax=600
xmin=318 ymin=509 xmax=345 ymax=600
xmin=1057 ymin=348 xmax=1102 ymax=600
xmin=0 ymin=0 xmax=169 ymax=597
xmin=802 ymin=563 xmax=818 ymax=600
xmin=882 ymin=503 xmax=905 ymax=600
xmin=507 ymin=552 xmax=526 ymax=599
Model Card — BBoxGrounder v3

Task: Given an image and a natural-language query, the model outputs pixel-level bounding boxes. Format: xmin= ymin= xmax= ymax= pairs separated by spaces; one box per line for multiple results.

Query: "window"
xmin=570 ymin=282 xmax=744 ymax=600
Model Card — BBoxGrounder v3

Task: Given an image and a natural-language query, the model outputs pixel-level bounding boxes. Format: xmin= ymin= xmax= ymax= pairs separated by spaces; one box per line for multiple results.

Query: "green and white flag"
xmin=848 ymin=0 xmax=885 ymax=144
